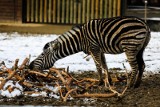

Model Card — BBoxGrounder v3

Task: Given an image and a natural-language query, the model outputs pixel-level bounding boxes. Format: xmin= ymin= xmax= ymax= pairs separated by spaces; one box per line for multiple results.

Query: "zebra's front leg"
xmin=90 ymin=50 xmax=121 ymax=95
xmin=90 ymin=48 xmax=110 ymax=85
xmin=90 ymin=52 xmax=103 ymax=85
xmin=101 ymin=53 xmax=112 ymax=84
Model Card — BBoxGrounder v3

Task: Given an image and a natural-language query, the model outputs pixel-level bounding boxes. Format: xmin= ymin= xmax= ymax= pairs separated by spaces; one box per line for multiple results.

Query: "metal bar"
xmin=53 ymin=0 xmax=56 ymax=23
xmin=144 ymin=0 xmax=148 ymax=22
xmin=26 ymin=0 xmax=30 ymax=22
xmin=39 ymin=0 xmax=43 ymax=22
xmin=48 ymin=0 xmax=52 ymax=23
xmin=35 ymin=0 xmax=38 ymax=22
xmin=117 ymin=0 xmax=121 ymax=16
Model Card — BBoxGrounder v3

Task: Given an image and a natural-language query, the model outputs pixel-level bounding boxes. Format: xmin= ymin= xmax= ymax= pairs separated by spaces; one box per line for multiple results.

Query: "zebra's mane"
xmin=72 ymin=24 xmax=83 ymax=29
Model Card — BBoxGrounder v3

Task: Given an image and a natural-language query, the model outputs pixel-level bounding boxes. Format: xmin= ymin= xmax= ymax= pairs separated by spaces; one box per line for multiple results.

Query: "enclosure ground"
xmin=0 ymin=71 xmax=160 ymax=106
xmin=0 ymin=23 xmax=72 ymax=34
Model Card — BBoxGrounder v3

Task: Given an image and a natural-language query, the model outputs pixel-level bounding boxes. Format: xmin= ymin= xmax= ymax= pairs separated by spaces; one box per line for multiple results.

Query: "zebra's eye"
xmin=52 ymin=42 xmax=60 ymax=50
xmin=40 ymin=52 xmax=46 ymax=56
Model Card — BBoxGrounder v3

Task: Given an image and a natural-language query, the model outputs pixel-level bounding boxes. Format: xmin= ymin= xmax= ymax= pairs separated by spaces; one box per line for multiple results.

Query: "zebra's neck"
xmin=53 ymin=27 xmax=85 ymax=61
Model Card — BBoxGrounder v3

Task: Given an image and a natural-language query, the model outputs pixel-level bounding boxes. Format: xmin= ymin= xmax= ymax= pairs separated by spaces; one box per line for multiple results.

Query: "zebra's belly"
xmin=102 ymin=44 xmax=124 ymax=54
xmin=103 ymin=49 xmax=123 ymax=54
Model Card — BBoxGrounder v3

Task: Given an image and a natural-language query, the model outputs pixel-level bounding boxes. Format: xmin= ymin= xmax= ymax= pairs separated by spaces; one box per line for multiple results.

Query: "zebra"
xmin=29 ymin=16 xmax=151 ymax=88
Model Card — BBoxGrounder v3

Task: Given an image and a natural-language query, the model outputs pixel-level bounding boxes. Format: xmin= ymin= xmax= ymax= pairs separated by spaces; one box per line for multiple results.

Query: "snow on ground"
xmin=0 ymin=32 xmax=160 ymax=73
xmin=0 ymin=80 xmax=23 ymax=98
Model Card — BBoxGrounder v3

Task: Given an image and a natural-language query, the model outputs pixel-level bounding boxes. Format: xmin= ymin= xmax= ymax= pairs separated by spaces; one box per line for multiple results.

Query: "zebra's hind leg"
xmin=125 ymin=51 xmax=139 ymax=88
xmin=134 ymin=48 xmax=145 ymax=88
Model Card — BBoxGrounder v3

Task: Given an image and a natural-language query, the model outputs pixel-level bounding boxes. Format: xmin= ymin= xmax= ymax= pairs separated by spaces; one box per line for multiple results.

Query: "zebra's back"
xmin=84 ymin=16 xmax=150 ymax=54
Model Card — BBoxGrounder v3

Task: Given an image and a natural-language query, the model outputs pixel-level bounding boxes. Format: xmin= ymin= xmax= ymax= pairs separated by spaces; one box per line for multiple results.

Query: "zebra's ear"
xmin=43 ymin=42 xmax=50 ymax=51
xmin=52 ymin=41 xmax=60 ymax=50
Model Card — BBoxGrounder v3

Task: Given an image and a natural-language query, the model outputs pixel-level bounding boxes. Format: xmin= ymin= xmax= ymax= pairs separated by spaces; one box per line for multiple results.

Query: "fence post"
xmin=144 ymin=0 xmax=148 ymax=23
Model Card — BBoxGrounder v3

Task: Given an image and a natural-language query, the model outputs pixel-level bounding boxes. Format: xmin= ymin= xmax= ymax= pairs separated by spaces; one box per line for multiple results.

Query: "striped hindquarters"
xmin=85 ymin=16 xmax=150 ymax=54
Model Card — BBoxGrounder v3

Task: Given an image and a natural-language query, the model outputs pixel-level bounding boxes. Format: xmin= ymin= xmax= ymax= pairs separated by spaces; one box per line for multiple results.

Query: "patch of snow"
xmin=49 ymin=94 xmax=60 ymax=99
xmin=0 ymin=32 xmax=160 ymax=73
xmin=0 ymin=80 xmax=23 ymax=97
xmin=83 ymin=98 xmax=97 ymax=104
xmin=45 ymin=85 xmax=59 ymax=93
xmin=31 ymin=91 xmax=47 ymax=97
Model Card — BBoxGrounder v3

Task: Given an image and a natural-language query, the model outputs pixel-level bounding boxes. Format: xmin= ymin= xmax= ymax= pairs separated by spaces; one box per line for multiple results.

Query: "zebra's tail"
xmin=144 ymin=27 xmax=151 ymax=48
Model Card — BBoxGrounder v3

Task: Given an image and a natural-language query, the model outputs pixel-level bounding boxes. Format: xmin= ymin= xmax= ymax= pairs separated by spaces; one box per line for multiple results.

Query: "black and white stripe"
xmin=29 ymin=16 xmax=150 ymax=88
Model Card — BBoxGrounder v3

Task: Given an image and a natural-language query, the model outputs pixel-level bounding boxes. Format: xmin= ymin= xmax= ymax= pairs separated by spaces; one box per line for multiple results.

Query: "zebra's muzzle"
xmin=29 ymin=61 xmax=35 ymax=70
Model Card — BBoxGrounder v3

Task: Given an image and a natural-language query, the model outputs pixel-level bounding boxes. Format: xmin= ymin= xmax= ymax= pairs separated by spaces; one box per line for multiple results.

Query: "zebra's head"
xmin=29 ymin=40 xmax=60 ymax=70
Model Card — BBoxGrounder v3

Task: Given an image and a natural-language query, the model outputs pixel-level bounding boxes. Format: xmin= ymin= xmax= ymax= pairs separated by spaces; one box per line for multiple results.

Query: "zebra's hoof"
xmin=98 ymin=80 xmax=104 ymax=86
xmin=134 ymin=80 xmax=142 ymax=88
xmin=29 ymin=61 xmax=35 ymax=70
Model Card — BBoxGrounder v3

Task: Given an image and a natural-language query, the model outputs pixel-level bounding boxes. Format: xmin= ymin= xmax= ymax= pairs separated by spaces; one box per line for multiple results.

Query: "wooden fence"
xmin=23 ymin=0 xmax=122 ymax=24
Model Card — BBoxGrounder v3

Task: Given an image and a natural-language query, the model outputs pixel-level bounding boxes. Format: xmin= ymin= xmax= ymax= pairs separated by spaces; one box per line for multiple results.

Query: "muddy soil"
xmin=0 ymin=71 xmax=160 ymax=107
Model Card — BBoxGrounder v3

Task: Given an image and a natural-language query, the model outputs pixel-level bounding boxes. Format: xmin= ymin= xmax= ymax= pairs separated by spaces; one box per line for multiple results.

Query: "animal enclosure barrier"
xmin=23 ymin=0 xmax=122 ymax=24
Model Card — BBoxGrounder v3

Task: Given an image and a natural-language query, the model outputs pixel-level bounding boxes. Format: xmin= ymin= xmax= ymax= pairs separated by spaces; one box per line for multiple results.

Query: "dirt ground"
xmin=0 ymin=71 xmax=160 ymax=106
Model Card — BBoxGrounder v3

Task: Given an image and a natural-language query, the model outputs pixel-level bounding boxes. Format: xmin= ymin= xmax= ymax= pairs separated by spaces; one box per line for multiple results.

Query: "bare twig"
xmin=19 ymin=57 xmax=30 ymax=70
xmin=122 ymin=63 xmax=128 ymax=79
xmin=0 ymin=69 xmax=18 ymax=90
xmin=28 ymin=70 xmax=56 ymax=79
xmin=13 ymin=59 xmax=19 ymax=70
xmin=74 ymin=93 xmax=117 ymax=98
xmin=122 ymin=63 xmax=129 ymax=87
xmin=49 ymin=68 xmax=66 ymax=84
xmin=62 ymin=88 xmax=77 ymax=102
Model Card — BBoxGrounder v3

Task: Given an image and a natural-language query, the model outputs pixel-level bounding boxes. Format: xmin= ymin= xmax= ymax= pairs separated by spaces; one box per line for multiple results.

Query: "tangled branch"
xmin=0 ymin=57 xmax=129 ymax=102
